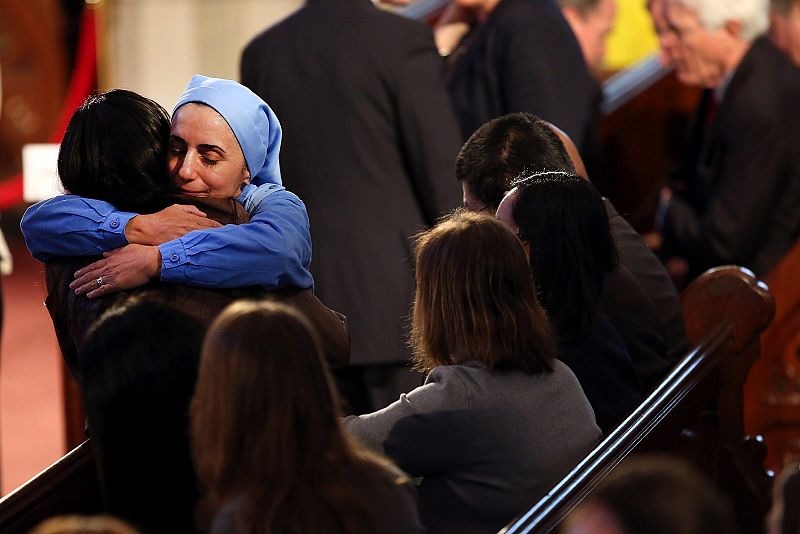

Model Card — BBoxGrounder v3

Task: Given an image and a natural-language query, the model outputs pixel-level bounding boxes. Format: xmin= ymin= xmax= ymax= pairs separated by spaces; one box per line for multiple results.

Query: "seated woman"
xmin=496 ymin=172 xmax=644 ymax=433
xmin=344 ymin=210 xmax=600 ymax=533
xmin=21 ymin=74 xmax=311 ymax=295
xmin=30 ymin=87 xmax=348 ymax=381
xmin=78 ymin=300 xmax=207 ymax=533
xmin=191 ymin=301 xmax=423 ymax=534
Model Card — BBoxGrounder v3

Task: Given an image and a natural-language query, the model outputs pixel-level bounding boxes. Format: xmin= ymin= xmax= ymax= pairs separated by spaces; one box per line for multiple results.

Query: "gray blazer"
xmin=344 ymin=362 xmax=601 ymax=533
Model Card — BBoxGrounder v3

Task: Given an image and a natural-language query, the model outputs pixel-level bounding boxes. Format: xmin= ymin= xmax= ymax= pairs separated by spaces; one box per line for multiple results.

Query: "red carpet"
xmin=0 ymin=228 xmax=64 ymax=495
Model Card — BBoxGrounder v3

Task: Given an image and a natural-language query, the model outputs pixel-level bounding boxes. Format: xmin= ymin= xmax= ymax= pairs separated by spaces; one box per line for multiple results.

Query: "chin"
xmin=676 ymin=69 xmax=700 ymax=88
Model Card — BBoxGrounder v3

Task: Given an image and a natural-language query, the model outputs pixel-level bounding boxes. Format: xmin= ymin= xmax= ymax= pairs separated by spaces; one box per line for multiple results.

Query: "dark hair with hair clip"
xmin=58 ymin=89 xmax=173 ymax=213
xmin=511 ymin=172 xmax=618 ymax=339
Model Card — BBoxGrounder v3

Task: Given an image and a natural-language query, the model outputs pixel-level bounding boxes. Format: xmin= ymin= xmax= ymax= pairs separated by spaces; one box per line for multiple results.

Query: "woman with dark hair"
xmin=56 ymin=89 xmax=177 ymax=214
xmin=191 ymin=301 xmax=423 ymax=534
xmin=563 ymin=456 xmax=737 ymax=534
xmin=21 ymin=86 xmax=348 ymax=375
xmin=22 ymin=75 xmax=312 ymax=296
xmin=344 ymin=210 xmax=600 ymax=533
xmin=20 ymin=87 xmax=349 ymax=532
xmin=78 ymin=300 xmax=205 ymax=533
xmin=496 ymin=171 xmax=643 ymax=432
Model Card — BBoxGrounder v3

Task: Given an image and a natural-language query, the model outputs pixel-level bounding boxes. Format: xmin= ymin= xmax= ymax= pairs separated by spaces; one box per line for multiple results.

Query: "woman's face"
xmin=168 ymin=103 xmax=250 ymax=197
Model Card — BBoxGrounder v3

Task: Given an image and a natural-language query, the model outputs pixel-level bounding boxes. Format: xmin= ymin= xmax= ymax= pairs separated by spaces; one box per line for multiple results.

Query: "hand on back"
xmin=70 ymin=244 xmax=162 ymax=299
xmin=125 ymin=204 xmax=222 ymax=246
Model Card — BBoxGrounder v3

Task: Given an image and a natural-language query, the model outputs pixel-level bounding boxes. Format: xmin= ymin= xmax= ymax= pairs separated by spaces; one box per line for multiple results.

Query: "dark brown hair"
xmin=191 ymin=301 xmax=404 ymax=534
xmin=577 ymin=456 xmax=737 ymax=534
xmin=411 ymin=210 xmax=556 ymax=374
xmin=456 ymin=112 xmax=575 ymax=212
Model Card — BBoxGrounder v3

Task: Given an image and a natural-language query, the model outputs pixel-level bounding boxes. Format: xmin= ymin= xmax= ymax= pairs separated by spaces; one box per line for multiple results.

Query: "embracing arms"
xmin=21 ymin=183 xmax=313 ymax=295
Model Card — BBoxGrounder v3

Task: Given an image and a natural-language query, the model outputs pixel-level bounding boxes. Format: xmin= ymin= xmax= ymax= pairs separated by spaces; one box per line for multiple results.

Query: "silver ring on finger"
xmin=96 ymin=276 xmax=104 ymax=286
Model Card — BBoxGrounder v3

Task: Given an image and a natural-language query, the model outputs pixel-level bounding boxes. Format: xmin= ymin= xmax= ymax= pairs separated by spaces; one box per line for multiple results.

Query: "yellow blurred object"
xmin=603 ymin=0 xmax=660 ymax=70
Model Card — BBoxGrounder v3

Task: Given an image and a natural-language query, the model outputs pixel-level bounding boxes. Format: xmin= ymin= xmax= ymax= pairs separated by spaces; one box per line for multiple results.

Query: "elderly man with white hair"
xmin=650 ymin=0 xmax=800 ymax=279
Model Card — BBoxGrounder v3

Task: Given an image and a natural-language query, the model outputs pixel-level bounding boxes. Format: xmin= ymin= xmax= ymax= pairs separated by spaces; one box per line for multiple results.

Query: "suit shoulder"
xmin=242 ymin=13 xmax=294 ymax=57
xmin=367 ymin=6 xmax=437 ymax=46
xmin=720 ymin=40 xmax=794 ymax=132
xmin=492 ymin=0 xmax=566 ymax=30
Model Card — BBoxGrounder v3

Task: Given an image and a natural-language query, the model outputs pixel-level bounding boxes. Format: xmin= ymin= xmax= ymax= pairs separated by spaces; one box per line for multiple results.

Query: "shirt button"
xmin=170 ymin=253 xmax=179 ymax=262
xmin=110 ymin=219 xmax=119 ymax=228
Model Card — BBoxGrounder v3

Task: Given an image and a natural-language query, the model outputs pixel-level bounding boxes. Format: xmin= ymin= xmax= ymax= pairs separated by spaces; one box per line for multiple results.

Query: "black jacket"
xmin=665 ymin=37 xmax=800 ymax=277
xmin=241 ymin=0 xmax=462 ymax=366
xmin=448 ymin=0 xmax=599 ymax=155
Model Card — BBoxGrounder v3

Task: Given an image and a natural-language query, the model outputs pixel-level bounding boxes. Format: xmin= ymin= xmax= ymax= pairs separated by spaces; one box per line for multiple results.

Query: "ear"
xmin=562 ymin=5 xmax=584 ymax=27
xmin=236 ymin=167 xmax=251 ymax=196
xmin=723 ymin=19 xmax=743 ymax=40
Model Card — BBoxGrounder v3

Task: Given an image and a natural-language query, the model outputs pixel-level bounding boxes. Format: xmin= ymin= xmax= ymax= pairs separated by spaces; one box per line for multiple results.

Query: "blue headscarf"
xmin=173 ymin=74 xmax=282 ymax=186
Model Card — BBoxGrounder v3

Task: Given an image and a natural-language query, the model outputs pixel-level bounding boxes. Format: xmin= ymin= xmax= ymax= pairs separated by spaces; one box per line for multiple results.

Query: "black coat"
xmin=605 ymin=199 xmax=688 ymax=366
xmin=665 ymin=37 xmax=800 ymax=277
xmin=558 ymin=315 xmax=644 ymax=434
xmin=447 ymin=0 xmax=600 ymax=155
xmin=241 ymin=0 xmax=462 ymax=366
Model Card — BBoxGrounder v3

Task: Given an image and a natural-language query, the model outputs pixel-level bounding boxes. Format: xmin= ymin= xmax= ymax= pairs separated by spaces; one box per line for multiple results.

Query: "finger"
xmin=87 ymin=283 xmax=117 ymax=299
xmin=71 ymin=271 xmax=105 ymax=292
xmin=74 ymin=259 xmax=108 ymax=279
xmin=74 ymin=279 xmax=99 ymax=296
xmin=180 ymin=205 xmax=207 ymax=217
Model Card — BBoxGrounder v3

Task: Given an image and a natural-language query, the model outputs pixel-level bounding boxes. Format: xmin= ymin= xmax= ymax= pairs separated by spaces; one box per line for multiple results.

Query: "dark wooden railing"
xmin=0 ymin=440 xmax=101 ymax=533
xmin=0 ymin=266 xmax=774 ymax=533
xmin=500 ymin=265 xmax=775 ymax=534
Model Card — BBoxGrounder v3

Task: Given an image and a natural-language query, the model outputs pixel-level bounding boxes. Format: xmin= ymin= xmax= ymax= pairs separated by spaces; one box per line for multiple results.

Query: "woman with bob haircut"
xmin=496 ymin=171 xmax=643 ymax=432
xmin=344 ymin=210 xmax=601 ymax=533
xmin=191 ymin=301 xmax=423 ymax=534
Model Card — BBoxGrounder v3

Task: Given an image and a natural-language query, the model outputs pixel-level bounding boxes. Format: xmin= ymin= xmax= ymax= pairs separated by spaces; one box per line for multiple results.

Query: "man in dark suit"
xmin=457 ymin=112 xmax=687 ymax=390
xmin=447 ymin=0 xmax=600 ymax=161
xmin=653 ymin=0 xmax=800 ymax=278
xmin=240 ymin=0 xmax=462 ymax=412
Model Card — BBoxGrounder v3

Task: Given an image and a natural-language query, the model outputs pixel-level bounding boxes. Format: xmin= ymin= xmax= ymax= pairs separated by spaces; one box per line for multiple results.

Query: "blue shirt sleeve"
xmin=20 ymin=186 xmax=314 ymax=290
xmin=20 ymin=195 xmax=135 ymax=261
xmin=158 ymin=185 xmax=313 ymax=289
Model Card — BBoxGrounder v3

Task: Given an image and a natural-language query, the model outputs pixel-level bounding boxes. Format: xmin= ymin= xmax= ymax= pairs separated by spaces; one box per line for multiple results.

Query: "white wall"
xmin=101 ymin=0 xmax=302 ymax=109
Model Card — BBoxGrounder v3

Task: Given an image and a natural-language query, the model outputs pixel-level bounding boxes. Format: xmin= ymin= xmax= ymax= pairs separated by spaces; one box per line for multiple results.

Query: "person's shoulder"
xmin=730 ymin=38 xmax=800 ymax=125
xmin=243 ymin=5 xmax=310 ymax=52
xmin=492 ymin=0 xmax=564 ymax=29
xmin=423 ymin=364 xmax=489 ymax=404
xmin=365 ymin=6 xmax=437 ymax=52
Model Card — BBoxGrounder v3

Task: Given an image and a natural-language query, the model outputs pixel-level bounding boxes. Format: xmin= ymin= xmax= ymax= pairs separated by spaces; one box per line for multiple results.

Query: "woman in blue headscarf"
xmin=22 ymin=75 xmax=312 ymax=295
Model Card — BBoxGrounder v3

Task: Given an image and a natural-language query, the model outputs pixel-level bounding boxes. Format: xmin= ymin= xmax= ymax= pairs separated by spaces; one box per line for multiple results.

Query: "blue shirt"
xmin=20 ymin=183 xmax=313 ymax=290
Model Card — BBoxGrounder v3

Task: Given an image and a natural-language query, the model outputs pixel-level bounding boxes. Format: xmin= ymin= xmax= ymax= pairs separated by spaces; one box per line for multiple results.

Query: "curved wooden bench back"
xmin=745 ymin=239 xmax=800 ymax=471
xmin=0 ymin=440 xmax=101 ymax=533
xmin=0 ymin=268 xmax=775 ymax=533
xmin=501 ymin=266 xmax=774 ymax=534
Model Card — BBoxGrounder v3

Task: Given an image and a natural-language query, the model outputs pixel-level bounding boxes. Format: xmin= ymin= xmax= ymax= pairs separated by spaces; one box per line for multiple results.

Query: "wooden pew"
xmin=0 ymin=440 xmax=102 ymax=533
xmin=744 ymin=239 xmax=800 ymax=472
xmin=0 ymin=266 xmax=774 ymax=533
xmin=500 ymin=265 xmax=775 ymax=534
